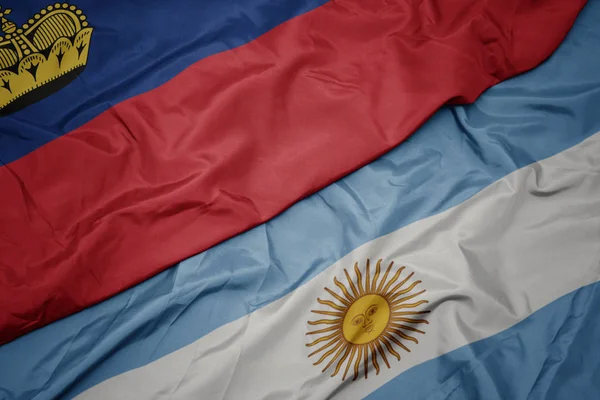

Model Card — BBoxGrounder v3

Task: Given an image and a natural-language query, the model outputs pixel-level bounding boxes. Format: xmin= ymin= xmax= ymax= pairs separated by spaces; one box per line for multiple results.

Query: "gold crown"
xmin=0 ymin=3 xmax=92 ymax=115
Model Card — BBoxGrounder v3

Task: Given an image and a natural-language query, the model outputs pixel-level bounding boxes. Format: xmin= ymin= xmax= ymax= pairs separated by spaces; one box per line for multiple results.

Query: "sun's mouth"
xmin=364 ymin=323 xmax=374 ymax=333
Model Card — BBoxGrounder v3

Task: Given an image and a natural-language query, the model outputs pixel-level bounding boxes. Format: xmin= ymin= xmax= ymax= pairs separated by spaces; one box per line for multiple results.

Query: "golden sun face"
xmin=306 ymin=259 xmax=429 ymax=381
xmin=342 ymin=294 xmax=390 ymax=344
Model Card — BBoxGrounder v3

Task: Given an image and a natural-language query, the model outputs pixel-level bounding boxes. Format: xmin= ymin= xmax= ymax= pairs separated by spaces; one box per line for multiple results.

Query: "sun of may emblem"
xmin=306 ymin=259 xmax=430 ymax=381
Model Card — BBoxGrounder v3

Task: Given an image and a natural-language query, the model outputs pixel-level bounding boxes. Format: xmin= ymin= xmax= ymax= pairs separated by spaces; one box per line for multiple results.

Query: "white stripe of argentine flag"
xmin=77 ymin=132 xmax=600 ymax=399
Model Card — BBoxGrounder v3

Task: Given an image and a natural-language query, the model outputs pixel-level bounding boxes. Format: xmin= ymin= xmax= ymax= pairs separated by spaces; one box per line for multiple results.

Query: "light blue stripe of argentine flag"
xmin=1 ymin=2 xmax=600 ymax=400
xmin=367 ymin=280 xmax=600 ymax=400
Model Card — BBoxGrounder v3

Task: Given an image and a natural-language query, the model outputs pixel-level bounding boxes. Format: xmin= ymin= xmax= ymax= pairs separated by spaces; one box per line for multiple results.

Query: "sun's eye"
xmin=366 ymin=305 xmax=378 ymax=316
xmin=352 ymin=315 xmax=364 ymax=326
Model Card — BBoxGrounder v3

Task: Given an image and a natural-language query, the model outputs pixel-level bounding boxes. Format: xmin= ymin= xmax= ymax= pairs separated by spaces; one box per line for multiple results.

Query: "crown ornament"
xmin=0 ymin=3 xmax=92 ymax=115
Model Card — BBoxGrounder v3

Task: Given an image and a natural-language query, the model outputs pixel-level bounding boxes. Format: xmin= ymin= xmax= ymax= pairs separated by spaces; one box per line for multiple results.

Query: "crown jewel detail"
xmin=0 ymin=3 xmax=93 ymax=115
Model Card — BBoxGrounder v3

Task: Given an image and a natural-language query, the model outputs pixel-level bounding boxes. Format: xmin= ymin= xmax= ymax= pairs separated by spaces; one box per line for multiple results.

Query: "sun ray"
xmin=389 ymin=323 xmax=426 ymax=334
xmin=390 ymin=317 xmax=429 ymax=325
xmin=386 ymin=272 xmax=415 ymax=297
xmin=310 ymin=310 xmax=344 ymax=317
xmin=308 ymin=334 xmax=341 ymax=357
xmin=376 ymin=341 xmax=391 ymax=368
xmin=333 ymin=277 xmax=355 ymax=303
xmin=306 ymin=331 xmax=339 ymax=347
xmin=353 ymin=345 xmax=363 ymax=380
xmin=369 ymin=342 xmax=380 ymax=375
xmin=380 ymin=337 xmax=401 ymax=361
xmin=365 ymin=259 xmax=371 ymax=294
xmin=306 ymin=325 xmax=340 ymax=335
xmin=393 ymin=310 xmax=430 ymax=317
xmin=388 ymin=281 xmax=422 ymax=302
xmin=382 ymin=266 xmax=405 ymax=294
xmin=390 ymin=288 xmax=426 ymax=305
xmin=371 ymin=259 xmax=382 ymax=293
xmin=392 ymin=300 xmax=429 ymax=311
xmin=322 ymin=343 xmax=349 ymax=373
xmin=342 ymin=346 xmax=357 ymax=381
xmin=354 ymin=262 xmax=365 ymax=296
xmin=317 ymin=298 xmax=345 ymax=311
xmin=363 ymin=344 xmax=369 ymax=379
xmin=390 ymin=327 xmax=420 ymax=344
xmin=344 ymin=269 xmax=360 ymax=298
xmin=330 ymin=345 xmax=351 ymax=376
xmin=312 ymin=340 xmax=344 ymax=365
xmin=376 ymin=261 xmax=394 ymax=293
xmin=308 ymin=318 xmax=342 ymax=326
xmin=325 ymin=286 xmax=351 ymax=307
xmin=383 ymin=332 xmax=410 ymax=352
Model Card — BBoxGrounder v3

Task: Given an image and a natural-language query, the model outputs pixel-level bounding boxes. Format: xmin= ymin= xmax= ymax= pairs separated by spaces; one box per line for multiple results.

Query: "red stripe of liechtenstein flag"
xmin=0 ymin=0 xmax=587 ymax=344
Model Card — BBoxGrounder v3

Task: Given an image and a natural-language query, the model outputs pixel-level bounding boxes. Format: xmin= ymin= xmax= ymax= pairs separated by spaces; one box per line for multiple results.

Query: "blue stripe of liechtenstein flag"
xmin=1 ymin=2 xmax=600 ymax=400
xmin=0 ymin=0 xmax=327 ymax=164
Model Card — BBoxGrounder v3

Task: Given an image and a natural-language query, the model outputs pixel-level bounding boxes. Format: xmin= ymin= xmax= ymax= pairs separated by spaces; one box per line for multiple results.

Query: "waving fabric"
xmin=0 ymin=0 xmax=587 ymax=344
xmin=1 ymin=1 xmax=599 ymax=398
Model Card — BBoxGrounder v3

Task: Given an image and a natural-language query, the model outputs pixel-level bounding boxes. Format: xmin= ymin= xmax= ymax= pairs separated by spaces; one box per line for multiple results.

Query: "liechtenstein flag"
xmin=2 ymin=1 xmax=600 ymax=399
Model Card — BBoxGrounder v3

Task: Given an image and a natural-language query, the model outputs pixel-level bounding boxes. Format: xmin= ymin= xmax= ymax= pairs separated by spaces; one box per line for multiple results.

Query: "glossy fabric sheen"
xmin=1 ymin=2 xmax=599 ymax=397
xmin=74 ymin=132 xmax=600 ymax=399
xmin=367 ymin=281 xmax=600 ymax=400
xmin=0 ymin=0 xmax=327 ymax=163
xmin=0 ymin=0 xmax=587 ymax=345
